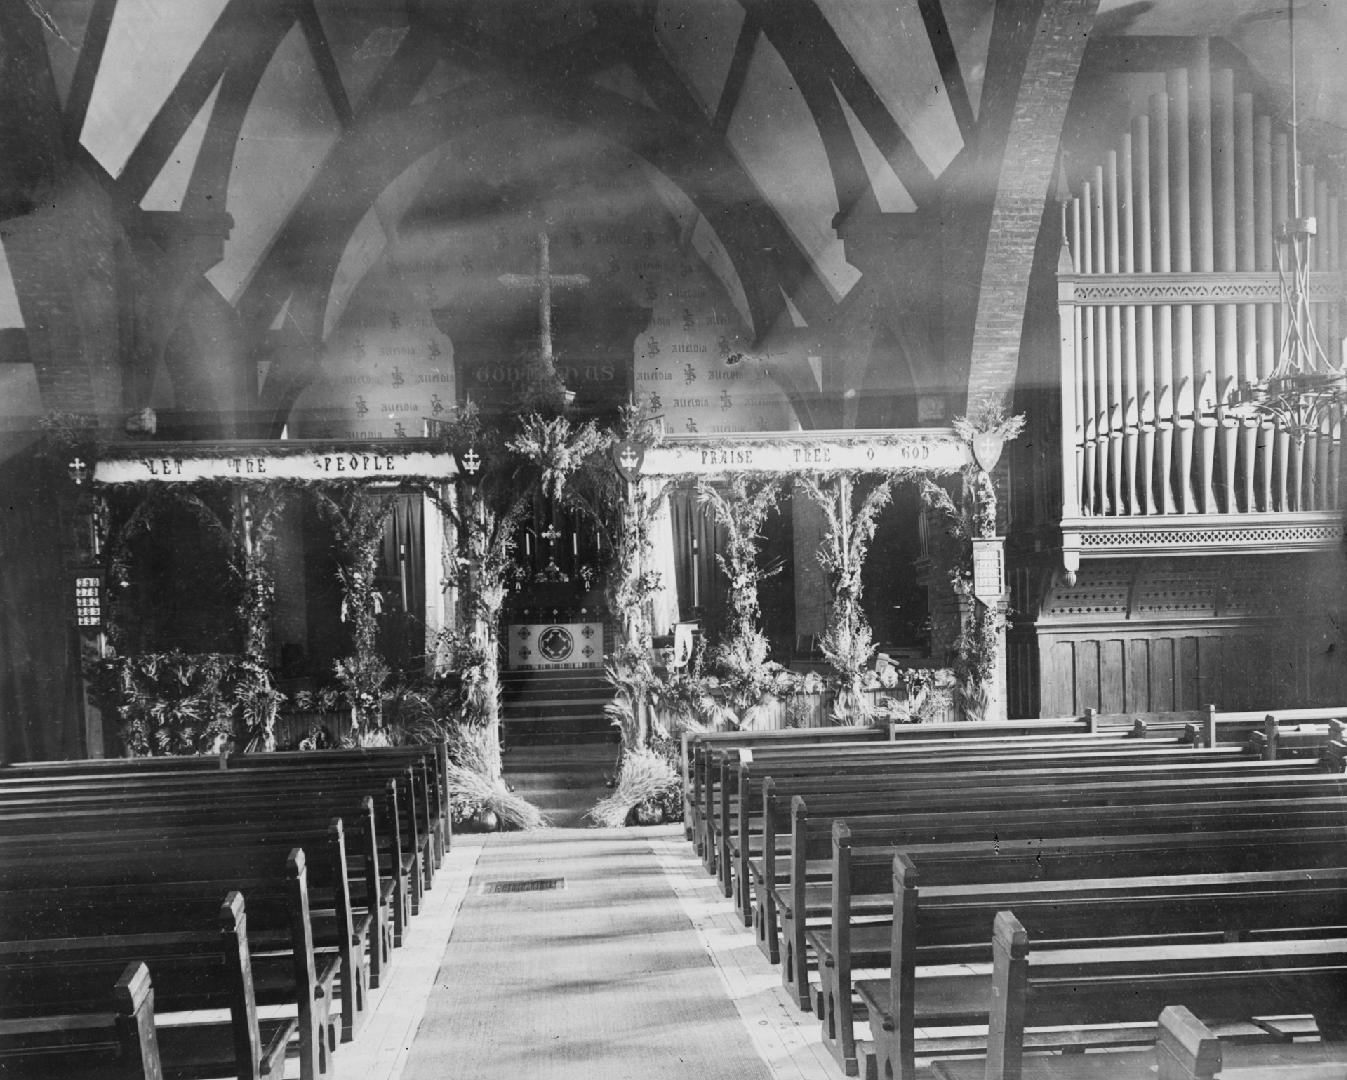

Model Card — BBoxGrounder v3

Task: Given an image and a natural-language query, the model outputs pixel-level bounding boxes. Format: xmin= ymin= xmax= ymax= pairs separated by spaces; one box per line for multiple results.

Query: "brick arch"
xmin=962 ymin=0 xmax=1099 ymax=408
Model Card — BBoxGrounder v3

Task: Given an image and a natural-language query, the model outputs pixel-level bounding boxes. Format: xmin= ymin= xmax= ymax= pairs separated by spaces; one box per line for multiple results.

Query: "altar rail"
xmin=1058 ymin=50 xmax=1346 ymax=528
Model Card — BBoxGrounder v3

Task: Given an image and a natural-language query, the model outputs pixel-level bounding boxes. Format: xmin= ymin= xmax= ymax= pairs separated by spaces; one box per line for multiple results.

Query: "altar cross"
xmin=497 ymin=231 xmax=589 ymax=363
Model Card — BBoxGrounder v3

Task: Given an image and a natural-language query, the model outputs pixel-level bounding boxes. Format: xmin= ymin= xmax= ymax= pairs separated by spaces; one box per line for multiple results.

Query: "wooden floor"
xmin=331 ymin=824 xmax=838 ymax=1080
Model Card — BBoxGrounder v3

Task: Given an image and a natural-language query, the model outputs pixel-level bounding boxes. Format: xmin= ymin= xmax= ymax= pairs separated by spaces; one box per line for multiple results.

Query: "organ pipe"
xmin=1061 ymin=58 xmax=1345 ymax=519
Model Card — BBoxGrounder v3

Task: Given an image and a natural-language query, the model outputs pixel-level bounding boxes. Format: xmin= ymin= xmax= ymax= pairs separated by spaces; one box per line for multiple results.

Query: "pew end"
xmin=1158 ymin=1006 xmax=1222 ymax=1080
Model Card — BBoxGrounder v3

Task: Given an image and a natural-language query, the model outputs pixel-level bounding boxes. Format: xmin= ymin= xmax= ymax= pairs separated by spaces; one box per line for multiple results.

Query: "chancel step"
xmin=500 ymin=669 xmax=615 ymax=745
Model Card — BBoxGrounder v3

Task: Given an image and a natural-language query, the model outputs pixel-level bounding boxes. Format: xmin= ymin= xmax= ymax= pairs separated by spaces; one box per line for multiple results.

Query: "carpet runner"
xmin=400 ymin=828 xmax=779 ymax=1080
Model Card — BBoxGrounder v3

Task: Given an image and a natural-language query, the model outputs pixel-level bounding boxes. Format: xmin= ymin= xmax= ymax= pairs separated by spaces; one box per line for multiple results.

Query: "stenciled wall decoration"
xmin=287 ymin=120 xmax=801 ymax=439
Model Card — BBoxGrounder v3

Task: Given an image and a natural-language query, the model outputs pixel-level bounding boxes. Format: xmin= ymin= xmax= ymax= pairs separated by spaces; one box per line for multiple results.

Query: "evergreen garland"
xmin=919 ymin=400 xmax=1026 ymax=719
xmin=798 ymin=474 xmax=895 ymax=724
xmin=696 ymin=475 xmax=784 ymax=725
xmin=424 ymin=402 xmax=535 ymax=782
xmin=310 ymin=485 xmax=398 ymax=730
xmin=599 ymin=404 xmax=669 ymax=749
xmin=93 ymin=650 xmax=283 ymax=755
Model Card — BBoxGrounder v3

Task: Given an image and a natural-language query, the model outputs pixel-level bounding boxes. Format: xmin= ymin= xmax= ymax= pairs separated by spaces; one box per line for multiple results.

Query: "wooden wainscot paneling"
xmin=1026 ymin=556 xmax=1347 ymax=716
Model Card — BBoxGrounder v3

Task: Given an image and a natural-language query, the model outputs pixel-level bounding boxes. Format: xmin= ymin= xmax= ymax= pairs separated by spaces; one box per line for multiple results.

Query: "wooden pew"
xmin=0 ymin=788 xmax=396 ymax=983
xmin=0 ymin=891 xmax=300 ymax=1080
xmin=0 ymin=760 xmax=434 ymax=909
xmin=808 ymin=818 xmax=1347 ymax=1071
xmin=791 ymin=786 xmax=1347 ymax=1046
xmin=0 ymin=768 xmax=416 ymax=942
xmin=0 ymin=741 xmax=449 ymax=865
xmin=765 ymin=761 xmax=1343 ymax=978
xmin=1153 ymin=1005 xmax=1347 ymax=1080
xmin=684 ymin=725 xmax=889 ymax=853
xmin=0 ymin=748 xmax=453 ymax=1078
xmin=1085 ymin=706 xmax=1216 ymax=742
xmin=709 ymin=728 xmax=1162 ymax=874
xmin=0 ymin=961 xmax=161 ymax=1080
xmin=855 ymin=854 xmax=1347 ymax=1080
xmin=1208 ymin=706 xmax=1347 ymax=750
xmin=1248 ymin=717 xmax=1346 ymax=761
xmin=224 ymin=746 xmax=451 ymax=869
xmin=718 ymin=734 xmax=1214 ymax=896
xmin=928 ymin=913 xmax=1347 ymax=1080
xmin=726 ymin=742 xmax=1311 ymax=920
xmin=3 ymin=830 xmax=361 ymax=1051
xmin=0 ymin=741 xmax=452 ymax=861
xmin=683 ymin=718 xmax=1101 ymax=847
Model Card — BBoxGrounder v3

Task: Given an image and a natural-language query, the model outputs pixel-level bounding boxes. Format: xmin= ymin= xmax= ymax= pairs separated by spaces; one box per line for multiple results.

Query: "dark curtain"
xmin=861 ymin=484 xmax=928 ymax=650
xmin=0 ymin=448 xmax=83 ymax=762
xmin=668 ymin=485 xmax=726 ymax=643
xmin=757 ymin=494 xmax=795 ymax=661
xmin=377 ymin=493 xmax=425 ymax=672
xmin=111 ymin=489 xmax=237 ymax=656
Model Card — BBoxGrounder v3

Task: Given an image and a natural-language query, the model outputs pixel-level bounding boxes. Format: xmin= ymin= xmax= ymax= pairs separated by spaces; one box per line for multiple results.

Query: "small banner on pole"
xmin=612 ymin=440 xmax=644 ymax=484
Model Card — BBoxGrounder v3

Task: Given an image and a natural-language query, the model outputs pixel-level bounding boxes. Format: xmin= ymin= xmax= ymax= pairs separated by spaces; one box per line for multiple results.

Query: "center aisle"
xmin=399 ymin=826 xmax=793 ymax=1080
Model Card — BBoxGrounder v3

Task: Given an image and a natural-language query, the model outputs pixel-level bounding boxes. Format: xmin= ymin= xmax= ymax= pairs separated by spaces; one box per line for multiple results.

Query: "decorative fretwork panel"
xmin=1039 ymin=565 xmax=1131 ymax=619
xmin=1130 ymin=569 xmax=1222 ymax=619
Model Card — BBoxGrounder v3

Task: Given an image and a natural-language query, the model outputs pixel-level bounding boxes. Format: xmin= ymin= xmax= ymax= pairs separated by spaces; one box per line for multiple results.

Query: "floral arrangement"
xmin=507 ymin=414 xmax=609 ymax=503
xmin=93 ymin=651 xmax=283 ymax=755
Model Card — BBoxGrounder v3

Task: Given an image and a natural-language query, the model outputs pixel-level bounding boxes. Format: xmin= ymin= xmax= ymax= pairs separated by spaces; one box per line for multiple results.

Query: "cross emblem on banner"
xmin=461 ymin=447 xmax=481 ymax=475
xmin=498 ymin=231 xmax=589 ymax=364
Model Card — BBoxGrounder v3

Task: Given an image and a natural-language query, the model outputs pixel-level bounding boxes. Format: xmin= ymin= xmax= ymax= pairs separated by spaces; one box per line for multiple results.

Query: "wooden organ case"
xmin=1016 ymin=43 xmax=1347 ymax=717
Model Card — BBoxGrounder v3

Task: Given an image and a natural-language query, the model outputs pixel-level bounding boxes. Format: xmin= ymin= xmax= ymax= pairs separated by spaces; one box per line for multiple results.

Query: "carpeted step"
xmin=500 ymin=668 xmax=613 ymax=746
xmin=502 ymin=741 xmax=617 ymax=827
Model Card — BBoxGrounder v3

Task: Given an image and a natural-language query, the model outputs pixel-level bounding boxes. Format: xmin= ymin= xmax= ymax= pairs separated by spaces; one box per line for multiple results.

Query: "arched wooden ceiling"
xmin=5 ymin=0 xmax=1343 ymax=436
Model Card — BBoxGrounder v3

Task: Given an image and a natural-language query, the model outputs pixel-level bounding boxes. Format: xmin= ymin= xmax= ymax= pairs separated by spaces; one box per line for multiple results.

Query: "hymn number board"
xmin=74 ymin=573 xmax=102 ymax=629
xmin=971 ymin=537 xmax=1006 ymax=606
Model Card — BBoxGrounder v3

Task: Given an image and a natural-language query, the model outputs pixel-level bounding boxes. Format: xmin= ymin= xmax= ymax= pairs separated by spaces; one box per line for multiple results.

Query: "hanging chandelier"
xmin=1228 ymin=2 xmax=1346 ymax=439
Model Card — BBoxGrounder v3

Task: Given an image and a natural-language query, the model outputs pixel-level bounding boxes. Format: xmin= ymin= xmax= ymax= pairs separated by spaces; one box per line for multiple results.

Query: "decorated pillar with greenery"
xmin=798 ymin=473 xmax=894 ymax=724
xmin=697 ymin=475 xmax=783 ymax=727
xmin=920 ymin=400 xmax=1024 ymax=721
xmin=431 ymin=403 xmax=530 ymax=784
xmin=235 ymin=488 xmax=286 ymax=665
xmin=605 ymin=470 xmax=670 ymax=748
xmin=311 ymin=485 xmax=395 ymax=733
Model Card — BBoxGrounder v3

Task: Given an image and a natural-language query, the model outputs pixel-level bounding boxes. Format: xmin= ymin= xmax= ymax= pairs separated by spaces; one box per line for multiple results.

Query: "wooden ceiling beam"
xmin=297 ymin=0 xmax=354 ymax=129
xmin=750 ymin=0 xmax=937 ymax=208
xmin=711 ymin=12 xmax=759 ymax=138
xmin=916 ymin=0 xmax=975 ymax=143
xmin=60 ymin=0 xmax=116 ymax=148
xmin=116 ymin=0 xmax=292 ymax=204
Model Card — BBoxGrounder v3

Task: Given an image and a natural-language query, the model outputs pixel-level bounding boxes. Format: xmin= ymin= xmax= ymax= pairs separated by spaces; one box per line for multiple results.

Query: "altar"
xmin=507 ymin=621 xmax=605 ymax=671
